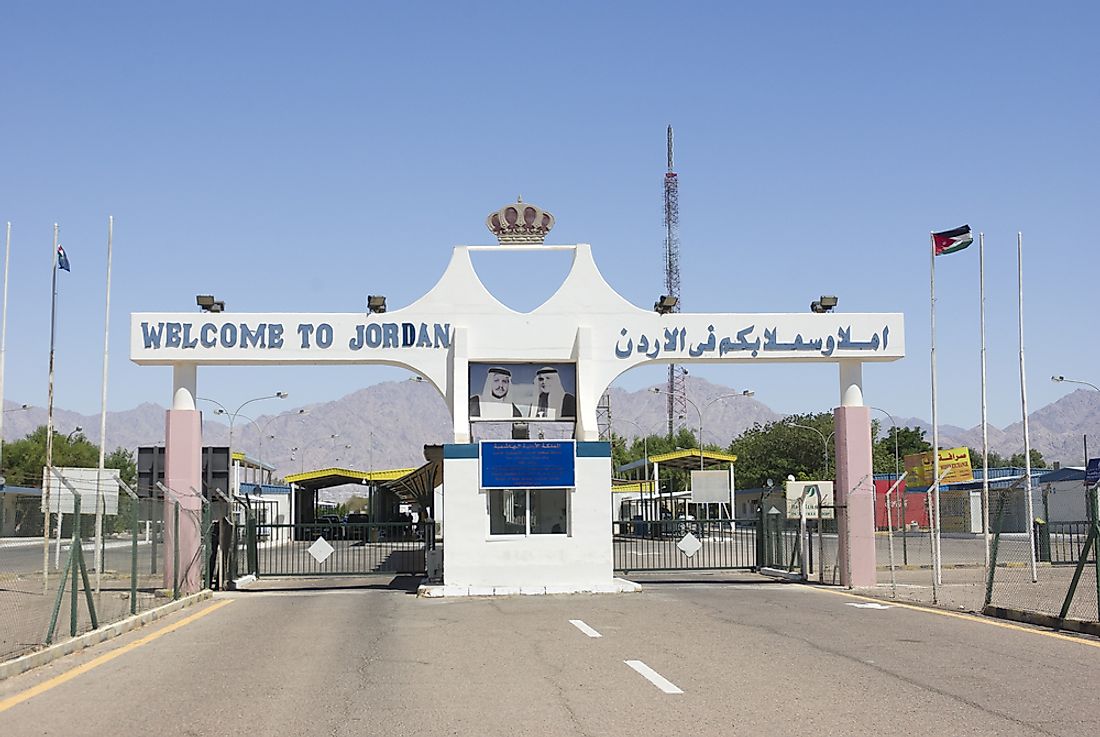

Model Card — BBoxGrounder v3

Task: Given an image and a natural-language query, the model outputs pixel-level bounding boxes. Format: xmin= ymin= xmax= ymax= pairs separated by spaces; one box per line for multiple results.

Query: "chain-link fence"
xmin=984 ymin=487 xmax=1100 ymax=626
xmin=0 ymin=485 xmax=211 ymax=663
xmin=867 ymin=483 xmax=1100 ymax=627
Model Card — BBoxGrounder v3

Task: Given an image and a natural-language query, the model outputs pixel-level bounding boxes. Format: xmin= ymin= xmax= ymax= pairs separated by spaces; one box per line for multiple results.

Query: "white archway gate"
xmin=132 ymin=206 xmax=903 ymax=594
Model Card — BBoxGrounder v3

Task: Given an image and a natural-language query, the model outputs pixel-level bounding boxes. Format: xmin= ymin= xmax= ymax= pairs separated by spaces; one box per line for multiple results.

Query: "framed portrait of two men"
xmin=468 ymin=362 xmax=577 ymax=421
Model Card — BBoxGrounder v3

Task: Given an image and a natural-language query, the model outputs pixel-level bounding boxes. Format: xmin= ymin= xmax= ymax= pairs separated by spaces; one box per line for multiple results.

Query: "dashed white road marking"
xmin=846 ymin=602 xmax=892 ymax=610
xmin=624 ymin=660 xmax=683 ymax=694
xmin=569 ymin=619 xmax=602 ymax=638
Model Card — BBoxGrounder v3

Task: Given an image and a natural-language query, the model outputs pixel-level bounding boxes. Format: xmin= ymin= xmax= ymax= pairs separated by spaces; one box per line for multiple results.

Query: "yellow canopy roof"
xmin=611 ymin=480 xmax=657 ymax=494
xmin=648 ymin=448 xmax=737 ymax=465
xmin=284 ymin=466 xmax=416 ymax=488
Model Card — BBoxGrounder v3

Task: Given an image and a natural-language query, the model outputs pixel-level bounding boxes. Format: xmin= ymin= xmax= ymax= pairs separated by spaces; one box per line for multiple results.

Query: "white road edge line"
xmin=569 ymin=619 xmax=602 ymax=638
xmin=624 ymin=660 xmax=683 ymax=694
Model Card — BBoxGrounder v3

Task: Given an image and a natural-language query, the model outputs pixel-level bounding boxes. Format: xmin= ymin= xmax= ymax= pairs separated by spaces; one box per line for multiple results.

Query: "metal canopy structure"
xmin=611 ymin=480 xmax=656 ymax=494
xmin=284 ymin=467 xmax=416 ymax=491
xmin=618 ymin=448 xmax=737 ymax=476
xmin=379 ymin=457 xmax=443 ymax=513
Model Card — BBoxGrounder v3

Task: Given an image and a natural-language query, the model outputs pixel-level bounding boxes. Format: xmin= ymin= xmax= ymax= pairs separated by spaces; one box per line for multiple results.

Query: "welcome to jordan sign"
xmin=133 ymin=199 xmax=903 ymax=442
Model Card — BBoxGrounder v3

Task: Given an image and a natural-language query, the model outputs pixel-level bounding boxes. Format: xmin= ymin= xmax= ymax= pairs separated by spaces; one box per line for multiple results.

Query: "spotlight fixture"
xmin=367 ymin=295 xmax=387 ymax=314
xmin=511 ymin=422 xmax=530 ymax=440
xmin=196 ymin=294 xmax=225 ymax=313
xmin=810 ymin=295 xmax=838 ymax=313
xmin=653 ymin=295 xmax=678 ymax=314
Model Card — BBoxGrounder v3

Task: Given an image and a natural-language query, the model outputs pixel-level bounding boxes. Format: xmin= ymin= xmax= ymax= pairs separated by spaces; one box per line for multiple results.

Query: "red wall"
xmin=874 ymin=479 xmax=929 ymax=530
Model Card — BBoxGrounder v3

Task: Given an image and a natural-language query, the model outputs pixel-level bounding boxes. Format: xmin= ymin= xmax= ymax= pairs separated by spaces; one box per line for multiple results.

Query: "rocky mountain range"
xmin=4 ymin=380 xmax=1098 ymax=476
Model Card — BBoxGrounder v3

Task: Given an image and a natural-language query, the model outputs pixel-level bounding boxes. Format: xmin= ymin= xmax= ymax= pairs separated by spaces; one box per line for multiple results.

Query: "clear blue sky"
xmin=1 ymin=2 xmax=1096 ymax=429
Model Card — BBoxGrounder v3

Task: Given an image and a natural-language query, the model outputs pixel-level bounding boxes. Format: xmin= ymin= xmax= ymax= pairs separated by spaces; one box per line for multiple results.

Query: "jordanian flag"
xmin=932 ymin=225 xmax=973 ymax=256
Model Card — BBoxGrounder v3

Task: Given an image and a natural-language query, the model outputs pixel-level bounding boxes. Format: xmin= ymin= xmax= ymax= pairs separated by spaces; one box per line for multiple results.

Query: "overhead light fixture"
xmin=275 ymin=391 xmax=289 ymax=399
xmin=367 ymin=295 xmax=387 ymax=314
xmin=1051 ymin=375 xmax=1065 ymax=383
xmin=810 ymin=295 xmax=838 ymax=313
xmin=653 ymin=295 xmax=678 ymax=314
xmin=196 ymin=294 xmax=225 ymax=313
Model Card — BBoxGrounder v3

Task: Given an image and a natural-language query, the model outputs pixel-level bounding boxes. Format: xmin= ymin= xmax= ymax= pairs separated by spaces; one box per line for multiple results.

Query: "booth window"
xmin=488 ymin=489 xmax=568 ymax=536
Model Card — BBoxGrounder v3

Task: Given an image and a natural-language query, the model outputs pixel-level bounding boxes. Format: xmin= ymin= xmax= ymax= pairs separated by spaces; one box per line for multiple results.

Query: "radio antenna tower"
xmin=596 ymin=390 xmax=612 ymax=441
xmin=663 ymin=125 xmax=686 ymax=437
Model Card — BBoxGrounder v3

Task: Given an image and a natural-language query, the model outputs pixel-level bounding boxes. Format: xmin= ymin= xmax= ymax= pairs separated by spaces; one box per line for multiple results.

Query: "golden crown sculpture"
xmin=486 ymin=198 xmax=555 ymax=245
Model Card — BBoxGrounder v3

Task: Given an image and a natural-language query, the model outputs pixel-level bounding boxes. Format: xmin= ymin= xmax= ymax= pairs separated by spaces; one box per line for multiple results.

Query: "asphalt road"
xmin=1 ymin=540 xmax=154 ymax=575
xmin=1 ymin=574 xmax=1098 ymax=736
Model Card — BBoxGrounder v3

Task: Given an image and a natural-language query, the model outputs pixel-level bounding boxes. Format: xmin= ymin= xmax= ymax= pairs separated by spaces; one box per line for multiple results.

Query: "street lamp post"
xmin=51 ymin=424 xmax=87 ymax=566
xmin=1051 ymin=375 xmax=1100 ymax=393
xmin=329 ymin=433 xmax=340 ymax=466
xmin=198 ymin=392 xmax=288 ymax=494
xmin=224 ymin=408 xmax=306 ymax=485
xmin=787 ymin=421 xmax=834 ymax=479
xmin=291 ymin=446 xmax=307 ymax=474
xmin=612 ymin=417 xmax=661 ymax=519
xmin=198 ymin=392 xmax=288 ymax=453
xmin=1052 ymin=376 xmax=1098 ymax=465
xmin=651 ymin=388 xmax=754 ymax=469
xmin=652 ymin=387 xmax=754 ymax=520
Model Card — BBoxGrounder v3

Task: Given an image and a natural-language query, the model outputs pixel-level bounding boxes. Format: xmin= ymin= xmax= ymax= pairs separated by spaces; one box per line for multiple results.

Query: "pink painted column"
xmin=164 ymin=364 xmax=203 ymax=593
xmin=834 ymin=361 xmax=876 ymax=587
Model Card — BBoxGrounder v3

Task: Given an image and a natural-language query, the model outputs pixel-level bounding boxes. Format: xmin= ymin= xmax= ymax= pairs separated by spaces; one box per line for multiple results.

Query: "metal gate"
xmin=612 ymin=515 xmax=807 ymax=574
xmin=234 ymin=519 xmax=436 ymax=578
xmin=1044 ymin=521 xmax=1097 ymax=565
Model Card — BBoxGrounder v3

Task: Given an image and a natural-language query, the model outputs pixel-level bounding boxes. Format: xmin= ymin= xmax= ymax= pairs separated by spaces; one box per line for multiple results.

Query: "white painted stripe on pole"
xmin=569 ymin=619 xmax=602 ymax=638
xmin=624 ymin=660 xmax=683 ymax=694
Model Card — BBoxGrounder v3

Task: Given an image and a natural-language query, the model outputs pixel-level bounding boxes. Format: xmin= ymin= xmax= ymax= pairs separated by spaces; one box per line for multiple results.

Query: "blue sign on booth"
xmin=1085 ymin=458 xmax=1100 ymax=487
xmin=480 ymin=441 xmax=576 ymax=489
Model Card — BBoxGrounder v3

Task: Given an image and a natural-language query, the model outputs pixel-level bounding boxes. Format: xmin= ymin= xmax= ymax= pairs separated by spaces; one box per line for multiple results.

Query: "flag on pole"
xmin=932 ymin=225 xmax=973 ymax=256
xmin=56 ymin=245 xmax=70 ymax=272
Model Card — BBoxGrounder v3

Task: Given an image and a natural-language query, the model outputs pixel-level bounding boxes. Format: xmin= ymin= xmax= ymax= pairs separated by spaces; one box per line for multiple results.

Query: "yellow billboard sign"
xmin=903 ymin=447 xmax=974 ymax=487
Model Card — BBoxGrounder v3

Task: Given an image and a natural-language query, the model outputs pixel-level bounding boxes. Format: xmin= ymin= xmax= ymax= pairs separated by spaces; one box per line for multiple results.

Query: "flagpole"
xmin=980 ymin=233 xmax=991 ymax=569
xmin=1018 ymin=231 xmax=1037 ymax=582
xmin=929 ymin=232 xmax=942 ymax=589
xmin=43 ymin=224 xmax=59 ymax=592
xmin=0 ymin=223 xmax=10 ymax=481
xmin=94 ymin=215 xmax=113 ymax=592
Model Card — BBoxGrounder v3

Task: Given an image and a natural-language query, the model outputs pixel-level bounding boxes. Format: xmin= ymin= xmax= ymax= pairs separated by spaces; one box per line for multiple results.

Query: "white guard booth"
xmin=130 ymin=200 xmax=904 ymax=595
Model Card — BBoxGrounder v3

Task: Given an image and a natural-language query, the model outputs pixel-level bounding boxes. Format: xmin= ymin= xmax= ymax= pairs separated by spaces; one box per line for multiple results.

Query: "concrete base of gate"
xmin=418 ymin=577 xmax=642 ymax=598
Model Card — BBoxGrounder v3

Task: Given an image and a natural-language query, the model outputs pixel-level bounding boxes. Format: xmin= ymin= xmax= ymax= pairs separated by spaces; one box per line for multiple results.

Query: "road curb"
xmin=0 ymin=590 xmax=213 ymax=681
xmin=875 ymin=562 xmax=1036 ymax=571
xmin=982 ymin=605 xmax=1100 ymax=637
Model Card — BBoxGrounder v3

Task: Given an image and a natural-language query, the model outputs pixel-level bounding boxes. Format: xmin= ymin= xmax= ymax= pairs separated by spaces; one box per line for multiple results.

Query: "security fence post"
xmin=755 ymin=504 xmax=765 ymax=569
xmin=150 ymin=498 xmax=158 ymax=575
xmin=247 ymin=511 xmax=258 ymax=576
xmin=201 ymin=494 xmax=211 ymax=590
xmin=173 ymin=500 xmax=180 ymax=600
xmin=1035 ymin=519 xmax=1050 ymax=563
xmin=74 ymin=495 xmax=98 ymax=632
xmin=70 ymin=496 xmax=80 ymax=637
xmin=769 ymin=508 xmax=782 ymax=568
xmin=131 ymin=494 xmax=139 ymax=615
xmin=1092 ymin=485 xmax=1100 ymax=622
xmin=983 ymin=491 xmax=1007 ymax=609
xmin=228 ymin=513 xmax=238 ymax=588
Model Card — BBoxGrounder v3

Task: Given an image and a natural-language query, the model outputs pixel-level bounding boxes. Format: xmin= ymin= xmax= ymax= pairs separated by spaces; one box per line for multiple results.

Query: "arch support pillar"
xmin=834 ymin=361 xmax=875 ymax=587
xmin=164 ymin=364 xmax=203 ymax=593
